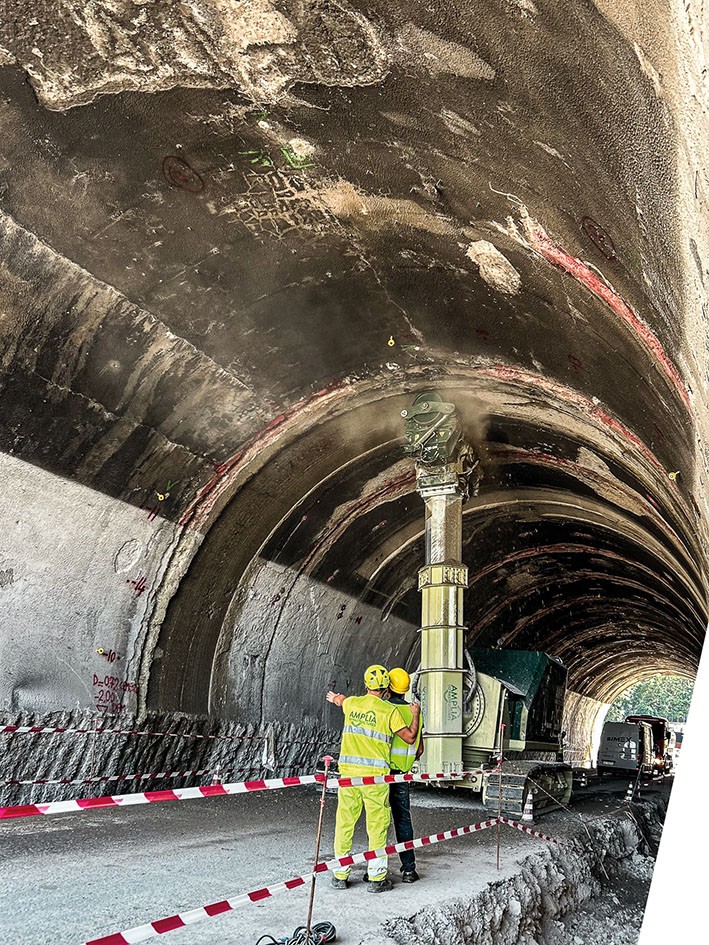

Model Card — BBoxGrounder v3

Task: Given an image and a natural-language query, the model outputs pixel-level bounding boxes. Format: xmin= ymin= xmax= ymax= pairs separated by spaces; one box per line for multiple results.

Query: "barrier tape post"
xmin=82 ymin=817 xmax=501 ymax=945
xmin=305 ymin=755 xmax=332 ymax=941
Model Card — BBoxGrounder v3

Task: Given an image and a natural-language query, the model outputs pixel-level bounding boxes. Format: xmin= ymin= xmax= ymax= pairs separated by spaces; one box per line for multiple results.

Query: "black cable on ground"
xmin=255 ymin=921 xmax=336 ymax=945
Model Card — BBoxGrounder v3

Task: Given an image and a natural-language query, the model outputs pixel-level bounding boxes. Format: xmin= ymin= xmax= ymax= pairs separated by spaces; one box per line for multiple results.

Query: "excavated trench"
xmin=367 ymin=799 xmax=665 ymax=945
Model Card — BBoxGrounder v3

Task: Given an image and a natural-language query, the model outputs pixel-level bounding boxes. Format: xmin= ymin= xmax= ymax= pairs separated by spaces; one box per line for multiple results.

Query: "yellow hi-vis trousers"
xmin=333 ymin=783 xmax=391 ymax=881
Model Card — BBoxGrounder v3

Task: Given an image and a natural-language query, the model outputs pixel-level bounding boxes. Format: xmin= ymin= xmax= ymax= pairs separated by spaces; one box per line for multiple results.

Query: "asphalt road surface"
xmin=1 ymin=778 xmax=668 ymax=945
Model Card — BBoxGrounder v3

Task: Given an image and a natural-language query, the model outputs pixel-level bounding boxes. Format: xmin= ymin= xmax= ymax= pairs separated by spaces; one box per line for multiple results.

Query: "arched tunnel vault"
xmin=147 ymin=379 xmax=707 ymax=741
xmin=1 ymin=0 xmax=708 ymax=788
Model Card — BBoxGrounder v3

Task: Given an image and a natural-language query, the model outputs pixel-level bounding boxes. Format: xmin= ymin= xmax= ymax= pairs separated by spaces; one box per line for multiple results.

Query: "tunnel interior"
xmin=0 ymin=0 xmax=708 ymax=791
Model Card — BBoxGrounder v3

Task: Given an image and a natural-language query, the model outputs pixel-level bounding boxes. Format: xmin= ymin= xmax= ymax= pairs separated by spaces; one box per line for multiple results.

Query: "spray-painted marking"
xmin=82 ymin=818 xmax=500 ymax=945
xmin=280 ymin=145 xmax=315 ymax=169
xmin=142 ymin=503 xmax=160 ymax=522
xmin=96 ymin=649 xmax=121 ymax=663
xmin=580 ymin=216 xmax=617 ymax=261
xmin=91 ymin=675 xmax=138 ymax=715
xmin=162 ymin=155 xmax=205 ymax=193
xmin=0 ymin=771 xmax=486 ymax=820
xmin=239 ymin=148 xmax=273 ymax=168
xmin=527 ymin=221 xmax=691 ymax=411
xmin=93 ymin=690 xmax=125 ymax=713
xmin=92 ymin=675 xmax=139 ymax=695
xmin=126 ymin=576 xmax=147 ymax=597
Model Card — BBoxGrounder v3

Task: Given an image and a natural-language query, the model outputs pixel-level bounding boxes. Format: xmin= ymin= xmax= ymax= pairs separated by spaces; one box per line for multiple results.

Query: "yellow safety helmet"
xmin=364 ymin=664 xmax=390 ymax=691
xmin=388 ymin=668 xmax=411 ymax=694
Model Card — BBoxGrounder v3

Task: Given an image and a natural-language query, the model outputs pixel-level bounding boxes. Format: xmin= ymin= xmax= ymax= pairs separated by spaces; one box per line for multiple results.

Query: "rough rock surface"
xmin=0 ymin=0 xmax=390 ymax=109
xmin=363 ymin=800 xmax=664 ymax=945
xmin=0 ymin=707 xmax=336 ymax=806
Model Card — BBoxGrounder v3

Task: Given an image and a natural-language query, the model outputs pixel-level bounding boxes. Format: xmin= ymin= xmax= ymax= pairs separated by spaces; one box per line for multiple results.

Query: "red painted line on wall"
xmin=479 ymin=363 xmax=666 ymax=474
xmin=526 ymin=220 xmax=691 ymax=412
xmin=180 ymin=380 xmax=349 ymax=530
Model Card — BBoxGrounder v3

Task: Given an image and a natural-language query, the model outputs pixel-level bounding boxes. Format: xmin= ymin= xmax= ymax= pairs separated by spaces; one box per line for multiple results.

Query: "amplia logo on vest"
xmin=348 ymin=709 xmax=379 ymax=727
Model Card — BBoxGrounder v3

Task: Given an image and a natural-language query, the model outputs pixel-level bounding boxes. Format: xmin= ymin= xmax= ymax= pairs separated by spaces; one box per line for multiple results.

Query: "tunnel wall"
xmin=563 ymin=691 xmax=609 ymax=767
xmin=1 ymin=0 xmax=708 ymax=800
xmin=0 ymin=452 xmax=191 ymax=717
xmin=214 ymin=556 xmax=420 ymax=724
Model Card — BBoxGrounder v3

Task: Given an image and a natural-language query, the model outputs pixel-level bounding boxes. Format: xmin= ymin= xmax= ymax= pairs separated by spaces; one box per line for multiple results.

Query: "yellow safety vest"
xmin=390 ymin=701 xmax=421 ymax=773
xmin=339 ymin=694 xmax=407 ymax=776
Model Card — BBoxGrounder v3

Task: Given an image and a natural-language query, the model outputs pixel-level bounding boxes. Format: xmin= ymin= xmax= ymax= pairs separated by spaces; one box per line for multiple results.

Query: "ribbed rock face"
xmin=0 ymin=1 xmax=707 ymax=781
xmin=0 ymin=708 xmax=335 ymax=806
xmin=0 ymin=1 xmax=389 ymax=109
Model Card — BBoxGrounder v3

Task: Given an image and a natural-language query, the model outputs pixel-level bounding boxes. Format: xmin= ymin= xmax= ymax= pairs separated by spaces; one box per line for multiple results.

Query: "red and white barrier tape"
xmin=0 ymin=770 xmax=484 ymax=820
xmin=2 ymin=768 xmax=215 ymax=787
xmin=500 ymin=816 xmax=563 ymax=845
xmin=83 ymin=817 xmax=499 ymax=945
xmin=0 ymin=724 xmax=257 ymax=741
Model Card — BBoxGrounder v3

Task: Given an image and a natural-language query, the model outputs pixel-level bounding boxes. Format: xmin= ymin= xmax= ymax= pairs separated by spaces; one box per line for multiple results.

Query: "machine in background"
xmin=597 ymin=714 xmax=674 ymax=777
xmin=597 ymin=720 xmax=655 ymax=777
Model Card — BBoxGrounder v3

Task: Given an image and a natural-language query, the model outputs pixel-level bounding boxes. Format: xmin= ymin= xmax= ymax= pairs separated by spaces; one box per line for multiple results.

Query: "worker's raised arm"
xmin=326 ymin=691 xmax=346 ymax=708
xmin=393 ymin=702 xmax=421 ymax=745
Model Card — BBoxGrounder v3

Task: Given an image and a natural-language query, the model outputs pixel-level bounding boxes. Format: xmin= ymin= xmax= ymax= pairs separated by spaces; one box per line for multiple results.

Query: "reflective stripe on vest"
xmin=339 ymin=695 xmax=398 ymax=775
xmin=342 ymin=724 xmax=391 ymax=743
xmin=339 ymin=755 xmax=390 ymax=769
xmin=390 ymin=702 xmax=420 ymax=773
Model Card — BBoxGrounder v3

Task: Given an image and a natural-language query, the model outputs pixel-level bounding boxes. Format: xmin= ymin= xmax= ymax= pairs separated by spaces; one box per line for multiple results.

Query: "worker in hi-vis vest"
xmin=387 ymin=667 xmax=424 ymax=883
xmin=326 ymin=664 xmax=421 ymax=892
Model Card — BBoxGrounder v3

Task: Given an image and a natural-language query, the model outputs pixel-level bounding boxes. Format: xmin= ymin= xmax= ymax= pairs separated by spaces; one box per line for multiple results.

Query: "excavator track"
xmin=482 ymin=760 xmax=573 ymax=818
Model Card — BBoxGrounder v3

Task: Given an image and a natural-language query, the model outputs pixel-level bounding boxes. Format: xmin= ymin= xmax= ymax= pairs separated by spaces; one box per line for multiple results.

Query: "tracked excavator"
xmin=402 ymin=392 xmax=573 ymax=817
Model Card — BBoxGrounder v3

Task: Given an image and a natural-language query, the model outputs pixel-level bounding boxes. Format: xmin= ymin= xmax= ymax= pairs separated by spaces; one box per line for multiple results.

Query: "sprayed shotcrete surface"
xmin=1 ymin=782 xmax=667 ymax=945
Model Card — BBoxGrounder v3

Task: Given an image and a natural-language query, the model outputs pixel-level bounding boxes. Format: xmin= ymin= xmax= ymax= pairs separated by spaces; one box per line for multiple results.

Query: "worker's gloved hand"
xmin=326 ymin=691 xmax=345 ymax=705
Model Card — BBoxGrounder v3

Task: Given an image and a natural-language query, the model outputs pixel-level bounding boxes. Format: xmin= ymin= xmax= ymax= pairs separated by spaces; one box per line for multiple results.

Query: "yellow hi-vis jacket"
xmin=338 ymin=694 xmax=408 ymax=777
xmin=389 ymin=698 xmax=421 ymax=773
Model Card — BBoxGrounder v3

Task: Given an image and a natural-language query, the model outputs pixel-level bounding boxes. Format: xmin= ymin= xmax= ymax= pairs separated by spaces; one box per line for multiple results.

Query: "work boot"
xmin=401 ymin=870 xmax=420 ymax=883
xmin=367 ymin=878 xmax=393 ymax=893
xmin=331 ymin=876 xmax=349 ymax=889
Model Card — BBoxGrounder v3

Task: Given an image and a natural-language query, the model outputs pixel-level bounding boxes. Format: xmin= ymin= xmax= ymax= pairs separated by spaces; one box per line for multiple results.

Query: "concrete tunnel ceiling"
xmin=0 ymin=1 xmax=708 ymax=738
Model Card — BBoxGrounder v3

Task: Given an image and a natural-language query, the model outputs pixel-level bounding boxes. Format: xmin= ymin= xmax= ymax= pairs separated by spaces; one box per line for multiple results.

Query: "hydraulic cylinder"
xmin=402 ymin=392 xmax=479 ymax=775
